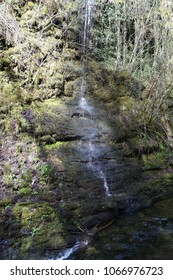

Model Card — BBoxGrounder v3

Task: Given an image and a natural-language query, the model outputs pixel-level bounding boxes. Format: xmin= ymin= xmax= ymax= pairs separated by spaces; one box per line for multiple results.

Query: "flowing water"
xmin=47 ymin=1 xmax=172 ymax=260
xmin=1 ymin=1 xmax=173 ymax=261
xmin=70 ymin=197 xmax=173 ymax=260
xmin=83 ymin=0 xmax=94 ymax=55
xmin=48 ymin=1 xmax=111 ymax=260
xmin=79 ymin=0 xmax=111 ymax=197
xmin=72 ymin=197 xmax=173 ymax=260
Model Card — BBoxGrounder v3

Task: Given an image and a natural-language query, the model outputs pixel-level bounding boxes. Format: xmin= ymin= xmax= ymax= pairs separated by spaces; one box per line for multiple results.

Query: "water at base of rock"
xmin=55 ymin=242 xmax=81 ymax=260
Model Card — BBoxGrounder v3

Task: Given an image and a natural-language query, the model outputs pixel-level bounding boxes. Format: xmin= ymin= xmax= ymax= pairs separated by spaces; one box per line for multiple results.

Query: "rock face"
xmin=0 ymin=0 xmax=173 ymax=259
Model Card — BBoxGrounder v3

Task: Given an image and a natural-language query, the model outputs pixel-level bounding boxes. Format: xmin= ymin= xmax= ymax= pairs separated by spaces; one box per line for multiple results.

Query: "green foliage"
xmin=92 ymin=0 xmax=173 ymax=83
xmin=40 ymin=163 xmax=53 ymax=177
xmin=3 ymin=161 xmax=11 ymax=173
xmin=3 ymin=173 xmax=14 ymax=187
xmin=45 ymin=141 xmax=66 ymax=149
xmin=0 ymin=198 xmax=12 ymax=207
xmin=18 ymin=187 xmax=32 ymax=196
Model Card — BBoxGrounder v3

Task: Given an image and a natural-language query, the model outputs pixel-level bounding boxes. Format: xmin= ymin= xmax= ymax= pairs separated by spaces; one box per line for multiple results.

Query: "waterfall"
xmin=88 ymin=142 xmax=111 ymax=197
xmin=48 ymin=1 xmax=111 ymax=261
xmin=99 ymin=170 xmax=111 ymax=197
xmin=55 ymin=242 xmax=81 ymax=260
xmin=79 ymin=0 xmax=95 ymax=110
xmin=79 ymin=0 xmax=94 ymax=106
xmin=79 ymin=0 xmax=111 ymax=197
xmin=83 ymin=0 xmax=94 ymax=55
xmin=79 ymin=77 xmax=93 ymax=113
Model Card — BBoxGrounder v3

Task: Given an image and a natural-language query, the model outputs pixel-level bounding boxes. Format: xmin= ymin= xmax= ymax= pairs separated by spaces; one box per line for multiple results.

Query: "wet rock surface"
xmin=1 ymin=75 xmax=173 ymax=259
xmin=0 ymin=0 xmax=173 ymax=260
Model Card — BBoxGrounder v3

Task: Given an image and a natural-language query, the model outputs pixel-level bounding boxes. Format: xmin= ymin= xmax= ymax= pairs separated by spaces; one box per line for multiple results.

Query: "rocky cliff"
xmin=0 ymin=0 xmax=173 ymax=259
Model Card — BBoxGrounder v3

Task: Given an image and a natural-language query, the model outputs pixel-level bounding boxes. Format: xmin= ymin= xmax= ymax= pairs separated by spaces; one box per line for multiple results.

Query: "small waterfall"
xmin=55 ymin=242 xmax=81 ymax=260
xmin=83 ymin=0 xmax=94 ymax=55
xmin=99 ymin=170 xmax=111 ymax=197
xmin=79 ymin=0 xmax=95 ymax=111
xmin=88 ymin=142 xmax=111 ymax=197
xmin=55 ymin=237 xmax=92 ymax=260
xmin=79 ymin=77 xmax=93 ymax=113
xmin=79 ymin=0 xmax=111 ymax=197
xmin=49 ymin=1 xmax=111 ymax=261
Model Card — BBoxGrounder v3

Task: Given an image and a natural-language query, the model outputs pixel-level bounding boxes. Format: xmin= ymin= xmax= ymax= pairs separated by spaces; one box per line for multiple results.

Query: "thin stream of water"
xmin=79 ymin=0 xmax=111 ymax=198
xmin=55 ymin=242 xmax=81 ymax=260
xmin=52 ymin=0 xmax=110 ymax=261
xmin=83 ymin=0 xmax=94 ymax=55
xmin=50 ymin=1 xmax=110 ymax=260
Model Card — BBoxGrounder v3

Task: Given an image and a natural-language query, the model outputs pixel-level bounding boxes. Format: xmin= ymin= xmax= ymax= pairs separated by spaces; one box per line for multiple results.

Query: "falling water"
xmin=55 ymin=242 xmax=81 ymax=260
xmin=83 ymin=0 xmax=94 ymax=55
xmin=50 ymin=239 xmax=90 ymax=260
xmin=79 ymin=0 xmax=111 ymax=197
xmin=99 ymin=170 xmax=111 ymax=197
xmin=79 ymin=0 xmax=94 ymax=106
xmin=79 ymin=78 xmax=93 ymax=113
xmin=88 ymin=142 xmax=111 ymax=197
xmin=48 ymin=0 xmax=110 ymax=261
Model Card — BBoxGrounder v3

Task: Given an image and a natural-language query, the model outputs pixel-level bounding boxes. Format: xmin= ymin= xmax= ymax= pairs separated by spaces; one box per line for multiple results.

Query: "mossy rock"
xmin=45 ymin=141 xmax=68 ymax=149
xmin=143 ymin=196 xmax=173 ymax=219
xmin=118 ymin=96 xmax=135 ymax=111
xmin=0 ymin=198 xmax=13 ymax=207
xmin=0 ymin=57 xmax=11 ymax=71
xmin=64 ymin=79 xmax=80 ymax=97
xmin=87 ymin=61 xmax=143 ymax=105
xmin=40 ymin=135 xmax=56 ymax=145
xmin=142 ymin=152 xmax=168 ymax=171
xmin=128 ymin=136 xmax=159 ymax=155
xmin=13 ymin=202 xmax=68 ymax=252
xmin=64 ymin=62 xmax=81 ymax=81
xmin=31 ymin=99 xmax=75 ymax=139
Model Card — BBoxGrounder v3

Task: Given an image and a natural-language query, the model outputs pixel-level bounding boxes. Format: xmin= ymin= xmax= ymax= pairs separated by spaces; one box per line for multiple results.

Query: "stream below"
xmin=46 ymin=197 xmax=173 ymax=260
xmin=73 ymin=197 xmax=173 ymax=260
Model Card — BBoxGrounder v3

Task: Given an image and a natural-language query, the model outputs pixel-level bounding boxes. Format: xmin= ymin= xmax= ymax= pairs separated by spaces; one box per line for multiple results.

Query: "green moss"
xmin=40 ymin=163 xmax=54 ymax=177
xmin=0 ymin=198 xmax=12 ymax=207
xmin=3 ymin=161 xmax=11 ymax=173
xmin=0 ymin=57 xmax=10 ymax=70
xmin=18 ymin=187 xmax=32 ymax=196
xmin=40 ymin=135 xmax=56 ymax=144
xmin=142 ymin=152 xmax=168 ymax=170
xmin=20 ymin=237 xmax=33 ymax=253
xmin=119 ymin=96 xmax=134 ymax=111
xmin=13 ymin=202 xmax=68 ymax=252
xmin=31 ymin=99 xmax=69 ymax=137
xmin=3 ymin=174 xmax=14 ymax=187
xmin=27 ymin=1 xmax=35 ymax=9
xmin=45 ymin=141 xmax=67 ymax=149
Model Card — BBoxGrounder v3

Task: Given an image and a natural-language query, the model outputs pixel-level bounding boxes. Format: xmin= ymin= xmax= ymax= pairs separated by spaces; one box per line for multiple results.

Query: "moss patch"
xmin=13 ymin=202 xmax=68 ymax=253
xmin=45 ymin=141 xmax=68 ymax=149
xmin=142 ymin=152 xmax=168 ymax=171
